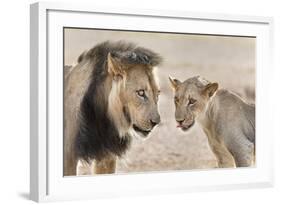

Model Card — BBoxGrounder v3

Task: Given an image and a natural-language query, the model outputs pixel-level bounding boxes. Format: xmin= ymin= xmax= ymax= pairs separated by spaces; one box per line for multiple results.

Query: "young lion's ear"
xmin=169 ymin=76 xmax=181 ymax=90
xmin=203 ymin=82 xmax=218 ymax=97
xmin=107 ymin=52 xmax=124 ymax=77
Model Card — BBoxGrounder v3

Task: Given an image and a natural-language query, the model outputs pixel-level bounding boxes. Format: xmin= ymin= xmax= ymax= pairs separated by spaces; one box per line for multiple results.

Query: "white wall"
xmin=0 ymin=0 xmax=280 ymax=204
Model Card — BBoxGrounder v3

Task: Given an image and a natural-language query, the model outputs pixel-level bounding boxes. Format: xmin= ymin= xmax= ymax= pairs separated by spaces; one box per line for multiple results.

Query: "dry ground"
xmin=64 ymin=29 xmax=255 ymax=173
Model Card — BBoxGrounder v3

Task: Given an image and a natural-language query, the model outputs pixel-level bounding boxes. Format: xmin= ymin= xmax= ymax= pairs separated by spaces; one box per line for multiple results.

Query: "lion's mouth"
xmin=133 ymin=124 xmax=151 ymax=136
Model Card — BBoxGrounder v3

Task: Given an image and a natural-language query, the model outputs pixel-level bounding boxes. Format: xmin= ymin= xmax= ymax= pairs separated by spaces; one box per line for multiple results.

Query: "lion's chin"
xmin=136 ymin=131 xmax=150 ymax=139
xmin=131 ymin=124 xmax=151 ymax=139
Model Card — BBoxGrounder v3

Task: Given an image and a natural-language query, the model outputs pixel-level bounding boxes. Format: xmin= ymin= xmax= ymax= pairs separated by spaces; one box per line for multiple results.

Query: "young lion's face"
xmin=169 ymin=76 xmax=218 ymax=131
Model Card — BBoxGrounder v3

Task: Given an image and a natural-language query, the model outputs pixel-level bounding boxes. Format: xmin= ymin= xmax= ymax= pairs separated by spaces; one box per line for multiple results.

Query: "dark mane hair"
xmin=78 ymin=40 xmax=162 ymax=66
xmin=74 ymin=41 xmax=162 ymax=162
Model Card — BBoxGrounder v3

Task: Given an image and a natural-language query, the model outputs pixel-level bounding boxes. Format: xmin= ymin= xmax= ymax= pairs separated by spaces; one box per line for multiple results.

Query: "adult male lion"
xmin=64 ymin=41 xmax=162 ymax=176
xmin=169 ymin=76 xmax=255 ymax=168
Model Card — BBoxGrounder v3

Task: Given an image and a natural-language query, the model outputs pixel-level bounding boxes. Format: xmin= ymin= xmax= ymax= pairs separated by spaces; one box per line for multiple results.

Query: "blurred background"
xmin=64 ymin=28 xmax=255 ymax=173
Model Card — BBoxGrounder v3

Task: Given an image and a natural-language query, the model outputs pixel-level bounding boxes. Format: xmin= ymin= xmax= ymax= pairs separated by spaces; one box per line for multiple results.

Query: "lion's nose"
xmin=150 ymin=116 xmax=160 ymax=127
xmin=150 ymin=120 xmax=159 ymax=128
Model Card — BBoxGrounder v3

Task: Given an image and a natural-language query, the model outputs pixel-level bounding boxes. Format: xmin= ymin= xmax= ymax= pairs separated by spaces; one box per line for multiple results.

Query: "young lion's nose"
xmin=176 ymin=119 xmax=185 ymax=125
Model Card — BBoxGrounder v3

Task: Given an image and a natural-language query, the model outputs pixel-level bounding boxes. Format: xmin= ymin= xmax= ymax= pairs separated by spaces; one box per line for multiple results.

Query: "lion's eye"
xmin=189 ymin=98 xmax=197 ymax=105
xmin=174 ymin=97 xmax=179 ymax=103
xmin=136 ymin=89 xmax=145 ymax=98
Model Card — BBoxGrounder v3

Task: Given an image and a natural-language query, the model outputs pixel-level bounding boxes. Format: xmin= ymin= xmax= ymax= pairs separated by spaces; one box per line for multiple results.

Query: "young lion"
xmin=169 ymin=76 xmax=255 ymax=168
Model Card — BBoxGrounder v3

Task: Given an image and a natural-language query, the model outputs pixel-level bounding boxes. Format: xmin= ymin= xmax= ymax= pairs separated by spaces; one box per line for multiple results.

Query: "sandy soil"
xmin=64 ymin=29 xmax=255 ymax=173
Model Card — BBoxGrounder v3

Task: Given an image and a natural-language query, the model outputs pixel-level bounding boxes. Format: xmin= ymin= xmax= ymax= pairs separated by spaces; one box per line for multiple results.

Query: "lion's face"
xmin=169 ymin=76 xmax=218 ymax=131
xmin=107 ymin=53 xmax=161 ymax=138
xmin=122 ymin=65 xmax=161 ymax=138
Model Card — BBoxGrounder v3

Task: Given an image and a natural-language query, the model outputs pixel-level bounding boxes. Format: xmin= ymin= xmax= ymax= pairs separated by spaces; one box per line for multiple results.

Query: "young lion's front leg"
xmin=207 ymin=137 xmax=236 ymax=168
xmin=93 ymin=156 xmax=117 ymax=174
xmin=213 ymin=147 xmax=236 ymax=168
xmin=229 ymin=137 xmax=255 ymax=167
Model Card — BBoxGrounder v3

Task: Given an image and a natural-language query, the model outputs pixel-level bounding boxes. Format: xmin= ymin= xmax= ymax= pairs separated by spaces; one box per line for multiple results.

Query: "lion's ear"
xmin=169 ymin=76 xmax=181 ymax=90
xmin=203 ymin=82 xmax=218 ymax=97
xmin=107 ymin=52 xmax=124 ymax=77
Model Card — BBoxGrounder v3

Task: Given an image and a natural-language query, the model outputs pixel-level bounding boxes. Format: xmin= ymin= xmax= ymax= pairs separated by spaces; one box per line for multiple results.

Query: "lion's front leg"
xmin=93 ymin=156 xmax=117 ymax=174
xmin=76 ymin=160 xmax=92 ymax=175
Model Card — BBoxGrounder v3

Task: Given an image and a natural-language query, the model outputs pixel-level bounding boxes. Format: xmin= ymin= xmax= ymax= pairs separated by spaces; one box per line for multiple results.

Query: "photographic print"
xmin=63 ymin=28 xmax=255 ymax=176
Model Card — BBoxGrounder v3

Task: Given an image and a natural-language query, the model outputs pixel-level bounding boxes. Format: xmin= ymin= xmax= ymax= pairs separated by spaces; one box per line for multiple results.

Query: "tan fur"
xmin=64 ymin=60 xmax=93 ymax=176
xmin=170 ymin=76 xmax=255 ymax=168
xmin=108 ymin=78 xmax=130 ymax=137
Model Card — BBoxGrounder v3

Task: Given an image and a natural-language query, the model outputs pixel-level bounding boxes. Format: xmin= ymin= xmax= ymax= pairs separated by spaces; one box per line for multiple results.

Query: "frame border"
xmin=30 ymin=2 xmax=274 ymax=202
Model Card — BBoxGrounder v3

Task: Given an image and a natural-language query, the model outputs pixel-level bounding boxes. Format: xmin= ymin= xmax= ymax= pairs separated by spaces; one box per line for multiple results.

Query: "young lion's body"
xmin=198 ymin=89 xmax=255 ymax=167
xmin=169 ymin=76 xmax=255 ymax=168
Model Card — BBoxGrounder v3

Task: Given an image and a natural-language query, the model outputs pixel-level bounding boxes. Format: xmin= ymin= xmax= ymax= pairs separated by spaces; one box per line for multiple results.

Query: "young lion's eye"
xmin=188 ymin=98 xmax=197 ymax=105
xmin=174 ymin=97 xmax=179 ymax=104
xmin=136 ymin=89 xmax=145 ymax=98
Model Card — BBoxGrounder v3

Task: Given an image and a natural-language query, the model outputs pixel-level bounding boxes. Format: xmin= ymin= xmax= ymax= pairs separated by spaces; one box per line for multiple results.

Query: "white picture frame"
xmin=30 ymin=2 xmax=274 ymax=202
